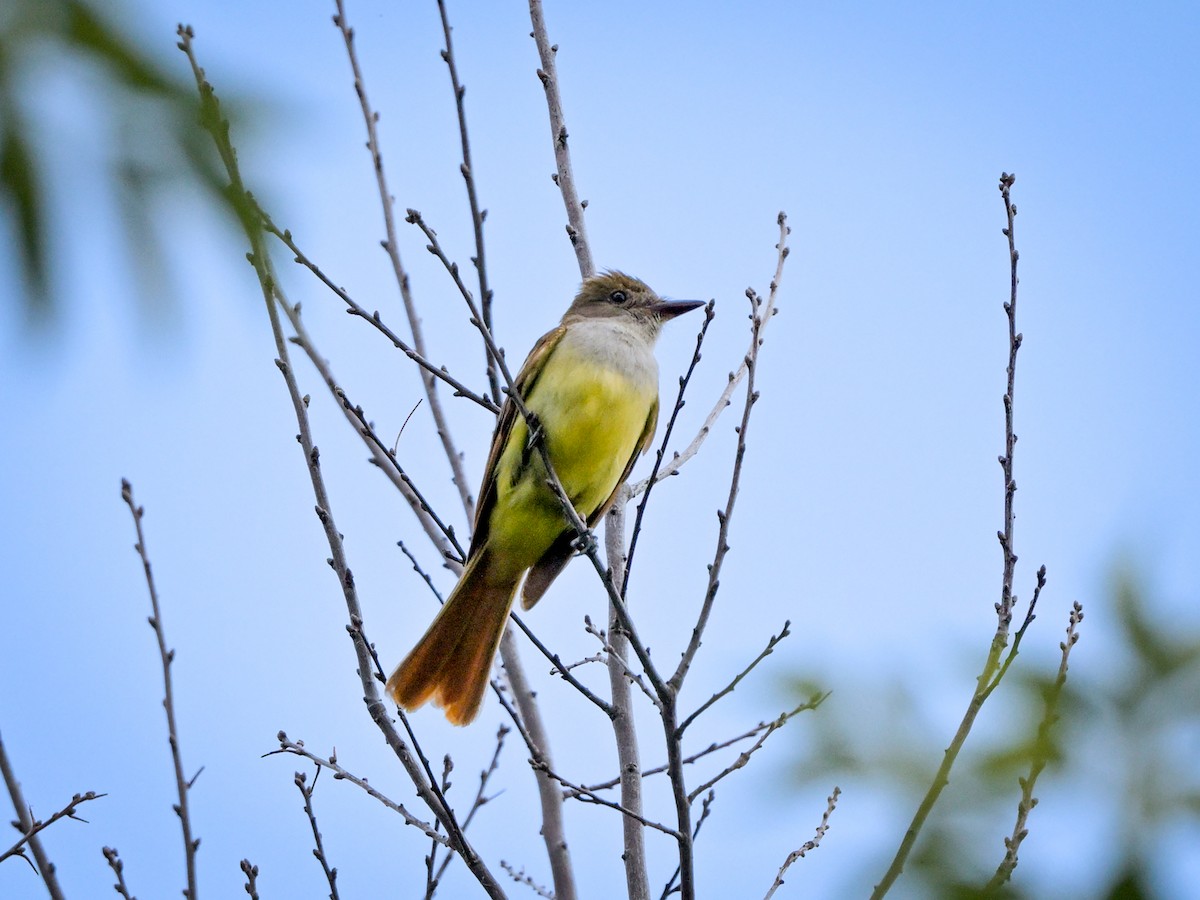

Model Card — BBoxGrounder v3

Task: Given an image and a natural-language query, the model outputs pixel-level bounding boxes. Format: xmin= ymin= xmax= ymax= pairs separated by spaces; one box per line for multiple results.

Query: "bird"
xmin=386 ymin=271 xmax=703 ymax=724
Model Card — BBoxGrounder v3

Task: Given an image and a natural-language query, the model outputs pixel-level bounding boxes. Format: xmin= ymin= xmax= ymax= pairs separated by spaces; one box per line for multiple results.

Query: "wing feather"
xmin=470 ymin=325 xmax=568 ymax=557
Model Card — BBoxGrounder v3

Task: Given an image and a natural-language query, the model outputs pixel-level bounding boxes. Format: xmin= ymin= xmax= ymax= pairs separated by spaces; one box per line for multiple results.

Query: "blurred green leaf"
xmin=0 ymin=110 xmax=46 ymax=312
xmin=0 ymin=0 xmax=253 ymax=325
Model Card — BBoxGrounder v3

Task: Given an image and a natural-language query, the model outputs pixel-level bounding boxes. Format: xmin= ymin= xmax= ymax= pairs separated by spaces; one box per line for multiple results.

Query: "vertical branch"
xmin=500 ymin=630 xmax=578 ymax=900
xmin=994 ymin=171 xmax=1022 ymax=641
xmin=294 ymin=769 xmax=340 ymax=900
xmin=870 ymin=173 xmax=1038 ymax=899
xmin=436 ymin=0 xmax=501 ymax=407
xmin=528 ymin=0 xmax=594 ymax=278
xmin=176 ymin=28 xmax=506 ymax=898
xmin=0 ymin=732 xmax=65 ymax=899
xmin=669 ymin=290 xmax=763 ymax=692
xmin=333 ymin=0 xmax=474 ymax=516
xmin=239 ymin=859 xmax=261 ymax=900
xmin=983 ymin=601 xmax=1084 ymax=893
xmin=103 ymin=847 xmax=136 ymax=900
xmin=622 ymin=302 xmax=714 ymax=595
xmin=121 ymin=479 xmax=199 ymax=900
xmin=603 ymin=494 xmax=651 ymax=900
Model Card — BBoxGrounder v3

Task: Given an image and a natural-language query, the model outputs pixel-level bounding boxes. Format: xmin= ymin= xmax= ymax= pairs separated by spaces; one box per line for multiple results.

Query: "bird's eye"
xmin=608 ymin=290 xmax=627 ymax=304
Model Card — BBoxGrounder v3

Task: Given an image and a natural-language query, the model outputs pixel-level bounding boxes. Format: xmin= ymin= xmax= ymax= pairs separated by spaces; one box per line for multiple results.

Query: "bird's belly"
xmin=537 ymin=367 xmax=650 ymax=507
xmin=487 ymin=362 xmax=653 ymax=565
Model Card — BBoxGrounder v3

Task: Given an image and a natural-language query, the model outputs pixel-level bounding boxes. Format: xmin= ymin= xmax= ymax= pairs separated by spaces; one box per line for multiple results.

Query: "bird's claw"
xmin=571 ymin=531 xmax=598 ymax=556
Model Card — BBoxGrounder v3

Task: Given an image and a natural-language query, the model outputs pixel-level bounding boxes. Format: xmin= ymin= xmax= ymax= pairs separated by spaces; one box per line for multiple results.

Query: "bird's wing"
xmin=469 ymin=324 xmax=568 ymax=557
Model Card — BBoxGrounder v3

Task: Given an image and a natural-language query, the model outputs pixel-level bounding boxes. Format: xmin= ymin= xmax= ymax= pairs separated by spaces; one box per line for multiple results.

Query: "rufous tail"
xmin=386 ymin=550 xmax=518 ymax=726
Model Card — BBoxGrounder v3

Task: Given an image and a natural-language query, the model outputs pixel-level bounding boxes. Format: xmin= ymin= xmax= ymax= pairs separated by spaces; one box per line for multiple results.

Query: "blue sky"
xmin=2 ymin=1 xmax=1198 ymax=898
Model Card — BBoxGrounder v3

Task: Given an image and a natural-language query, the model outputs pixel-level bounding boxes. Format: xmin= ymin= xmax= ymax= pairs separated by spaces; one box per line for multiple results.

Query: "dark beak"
xmin=652 ymin=298 xmax=706 ymax=321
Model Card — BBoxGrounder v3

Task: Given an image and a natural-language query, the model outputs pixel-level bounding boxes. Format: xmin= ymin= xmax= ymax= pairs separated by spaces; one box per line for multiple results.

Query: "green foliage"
xmin=0 ymin=0 xmax=238 ymax=322
xmin=788 ymin=569 xmax=1200 ymax=898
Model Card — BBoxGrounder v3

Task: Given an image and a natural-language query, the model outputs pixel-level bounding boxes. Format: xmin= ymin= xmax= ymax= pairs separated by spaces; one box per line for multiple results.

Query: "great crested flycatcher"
xmin=386 ymin=271 xmax=703 ymax=725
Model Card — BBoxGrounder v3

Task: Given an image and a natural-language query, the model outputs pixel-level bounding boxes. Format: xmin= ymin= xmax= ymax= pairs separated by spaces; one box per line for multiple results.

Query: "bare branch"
xmin=687 ymin=700 xmax=816 ymax=803
xmin=294 ymin=768 xmax=340 ymax=899
xmin=433 ymin=725 xmax=510 ymax=887
xmin=670 ymin=288 xmax=765 ymax=692
xmin=260 ymin=212 xmax=497 ymax=413
xmin=120 ymin=479 xmax=198 ymax=899
xmin=279 ymin=301 xmax=466 ymax=563
xmin=0 ymin=782 xmax=105 ymax=869
xmin=528 ymin=0 xmax=593 ymax=278
xmin=332 ymin=0 xmax=474 ymax=515
xmin=603 ymin=500 xmax=651 ymax=900
xmin=631 ymin=213 xmax=790 ymax=495
xmin=623 ymin=301 xmax=715 ymax=594
xmin=176 ymin=29 xmax=504 ymax=896
xmin=103 ymin=847 xmax=136 ymax=900
xmin=763 ymin=787 xmax=841 ymax=899
xmin=436 ymin=0 xmax=502 ymax=405
xmin=565 ymin=700 xmax=824 ymax=798
xmin=239 ymin=859 xmax=260 ymax=900
xmin=870 ymin=173 xmax=1042 ymax=899
xmin=500 ymin=861 xmax=555 ymax=900
xmin=500 ymin=630 xmax=579 ymax=900
xmin=0 ymin=731 xmax=70 ymax=898
xmin=532 ymin=762 xmax=680 ymax=838
xmin=507 ymin=612 xmax=613 ymax=715
xmin=679 ymin=620 xmax=791 ymax=734
xmin=983 ymin=601 xmax=1084 ymax=893
xmin=659 ymin=790 xmax=717 ymax=900
xmin=269 ymin=735 xmax=448 ymax=846
xmin=585 ymin=612 xmax=659 ymax=710
xmin=398 ymin=539 xmax=447 ymax=603
xmin=981 ymin=565 xmax=1048 ymax=701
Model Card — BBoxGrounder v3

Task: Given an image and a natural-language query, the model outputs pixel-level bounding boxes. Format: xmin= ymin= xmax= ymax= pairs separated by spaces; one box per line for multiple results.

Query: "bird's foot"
xmin=570 ymin=530 xmax=598 ymax=556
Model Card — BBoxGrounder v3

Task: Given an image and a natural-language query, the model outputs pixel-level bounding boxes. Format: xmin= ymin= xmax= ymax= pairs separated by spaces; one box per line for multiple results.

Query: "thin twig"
xmin=499 ymin=861 xmax=555 ymax=900
xmin=687 ymin=699 xmax=819 ymax=803
xmin=678 ymin=620 xmax=791 ymax=734
xmin=176 ymin=29 xmax=504 ymax=896
xmin=269 ymin=735 xmax=448 ymax=845
xmin=564 ymin=699 xmax=823 ymax=798
xmin=239 ymin=859 xmax=260 ymax=900
xmin=870 ymin=173 xmax=1039 ymax=899
xmin=507 ymin=612 xmax=613 ymax=715
xmin=529 ymin=0 xmax=593 ymax=278
xmin=983 ymin=601 xmax=1084 ymax=893
xmin=670 ymin=288 xmax=765 ymax=693
xmin=280 ymin=303 xmax=466 ymax=563
xmin=585 ymin=611 xmax=659 ymax=710
xmin=433 ymin=725 xmax=510 ymax=886
xmin=763 ymin=787 xmax=841 ymax=899
xmin=630 ymin=213 xmax=789 ymax=496
xmin=103 ymin=847 xmax=136 ymax=900
xmin=398 ymin=539 xmax=446 ymax=603
xmin=294 ymin=768 xmax=340 ymax=899
xmin=623 ymin=301 xmax=714 ymax=594
xmin=533 ymin=762 xmax=680 ymax=838
xmin=120 ymin=479 xmax=199 ymax=899
xmin=332 ymin=0 xmax=474 ymax=515
xmin=436 ymin=0 xmax=501 ymax=405
xmin=0 ymin=732 xmax=69 ymax=898
xmin=981 ymin=566 xmax=1047 ymax=701
xmin=260 ymin=211 xmax=497 ymax=414
xmin=659 ymin=790 xmax=717 ymax=900
xmin=0 ymin=783 xmax=104 ymax=868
